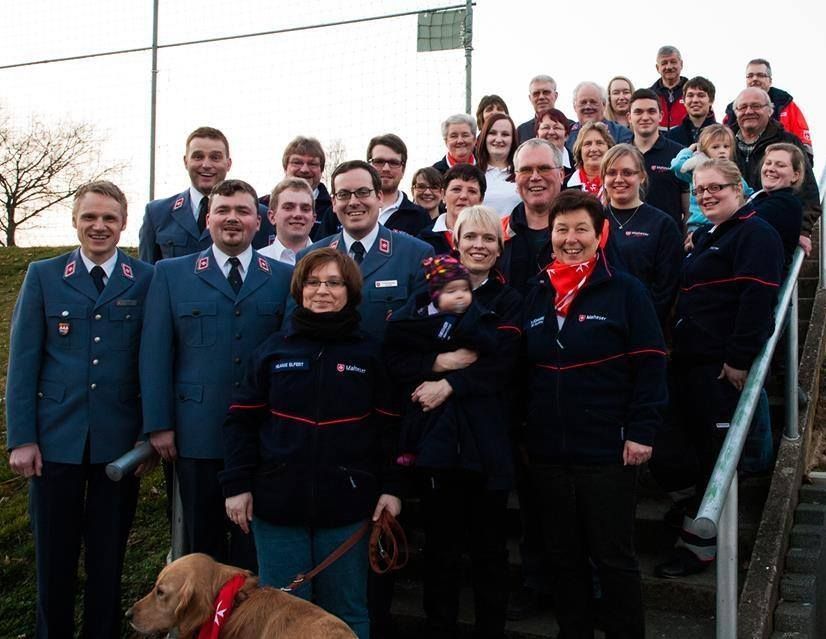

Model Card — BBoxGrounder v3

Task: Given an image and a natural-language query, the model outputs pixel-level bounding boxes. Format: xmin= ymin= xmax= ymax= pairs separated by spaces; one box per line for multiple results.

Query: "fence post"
xmin=716 ymin=474 xmax=738 ymax=639
xmin=784 ymin=280 xmax=800 ymax=440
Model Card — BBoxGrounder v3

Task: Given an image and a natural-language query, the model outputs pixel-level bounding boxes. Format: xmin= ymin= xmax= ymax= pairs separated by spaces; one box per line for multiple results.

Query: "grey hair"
xmin=572 ymin=81 xmax=607 ymax=105
xmin=529 ymin=75 xmax=557 ymax=90
xmin=657 ymin=45 xmax=682 ymax=60
xmin=513 ymin=138 xmax=563 ymax=170
xmin=441 ymin=113 xmax=477 ymax=139
xmin=734 ymin=87 xmax=771 ymax=108
xmin=747 ymin=58 xmax=772 ymax=76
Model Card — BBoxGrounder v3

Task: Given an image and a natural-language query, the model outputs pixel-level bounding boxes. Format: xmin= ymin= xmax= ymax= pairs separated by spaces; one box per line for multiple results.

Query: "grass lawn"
xmin=0 ymin=247 xmax=168 ymax=638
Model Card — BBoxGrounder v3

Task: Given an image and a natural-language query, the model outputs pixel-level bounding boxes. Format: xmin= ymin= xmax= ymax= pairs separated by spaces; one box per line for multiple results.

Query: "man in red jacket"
xmin=649 ymin=45 xmax=688 ymax=132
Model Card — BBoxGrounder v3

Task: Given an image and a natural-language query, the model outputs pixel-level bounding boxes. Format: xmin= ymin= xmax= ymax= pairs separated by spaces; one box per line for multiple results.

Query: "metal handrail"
xmin=696 ymin=163 xmax=826 ymax=638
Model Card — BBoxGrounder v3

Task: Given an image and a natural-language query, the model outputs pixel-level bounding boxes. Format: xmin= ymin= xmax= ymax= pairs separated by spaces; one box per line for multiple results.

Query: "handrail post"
xmin=784 ymin=280 xmax=800 ymax=440
xmin=717 ymin=474 xmax=738 ymax=639
xmin=819 ymin=166 xmax=826 ymax=289
xmin=171 ymin=465 xmax=185 ymax=561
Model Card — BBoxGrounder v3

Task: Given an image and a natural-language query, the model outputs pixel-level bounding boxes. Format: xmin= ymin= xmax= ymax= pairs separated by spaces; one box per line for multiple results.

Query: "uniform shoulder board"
xmin=173 ymin=196 xmax=185 ymax=210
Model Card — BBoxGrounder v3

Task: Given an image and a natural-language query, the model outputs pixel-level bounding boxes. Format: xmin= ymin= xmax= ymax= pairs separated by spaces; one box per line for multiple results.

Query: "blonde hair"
xmin=764 ymin=143 xmax=806 ymax=189
xmin=453 ymin=205 xmax=504 ymax=255
xmin=572 ymin=121 xmax=616 ymax=168
xmin=693 ymin=158 xmax=745 ymax=205
xmin=697 ymin=124 xmax=736 ymax=160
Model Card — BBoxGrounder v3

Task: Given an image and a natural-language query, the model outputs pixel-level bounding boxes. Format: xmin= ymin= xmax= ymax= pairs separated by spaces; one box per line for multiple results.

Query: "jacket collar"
xmin=193 ymin=247 xmax=273 ymax=303
xmin=62 ymin=248 xmax=137 ymax=308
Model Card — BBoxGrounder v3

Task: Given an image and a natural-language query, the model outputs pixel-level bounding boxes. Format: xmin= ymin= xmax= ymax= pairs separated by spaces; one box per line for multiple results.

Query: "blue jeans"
xmin=251 ymin=517 xmax=369 ymax=639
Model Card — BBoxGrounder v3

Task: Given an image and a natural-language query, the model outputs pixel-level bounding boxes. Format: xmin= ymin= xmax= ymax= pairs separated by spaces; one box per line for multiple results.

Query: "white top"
xmin=258 ymin=237 xmax=312 ymax=265
xmin=483 ymin=167 xmax=522 ymax=218
xmin=79 ymin=250 xmax=118 ymax=285
xmin=189 ymin=186 xmax=206 ymax=221
xmin=378 ymin=190 xmax=404 ymax=226
xmin=211 ymin=244 xmax=253 ymax=281
xmin=342 ymin=224 xmax=380 ymax=258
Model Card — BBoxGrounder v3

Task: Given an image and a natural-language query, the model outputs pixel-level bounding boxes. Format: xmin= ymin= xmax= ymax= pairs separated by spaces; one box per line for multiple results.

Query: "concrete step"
xmin=390 ymin=578 xmax=716 ymax=638
xmin=774 ymin=601 xmax=816 ymax=635
xmin=785 ymin=547 xmax=819 ymax=574
xmin=771 ymin=632 xmax=810 ymax=639
xmin=780 ymin=573 xmax=817 ymax=603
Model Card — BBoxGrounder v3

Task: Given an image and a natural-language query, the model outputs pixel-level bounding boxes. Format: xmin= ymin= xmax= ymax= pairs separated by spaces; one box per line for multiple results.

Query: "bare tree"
xmin=322 ymin=139 xmax=347 ymax=187
xmin=0 ymin=114 xmax=121 ymax=246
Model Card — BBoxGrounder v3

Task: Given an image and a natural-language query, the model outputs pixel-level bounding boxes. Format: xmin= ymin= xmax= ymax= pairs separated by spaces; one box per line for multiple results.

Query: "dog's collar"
xmin=196 ymin=573 xmax=247 ymax=639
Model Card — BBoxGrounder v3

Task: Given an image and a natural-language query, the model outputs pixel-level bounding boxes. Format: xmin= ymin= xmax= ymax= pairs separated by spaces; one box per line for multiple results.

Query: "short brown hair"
xmin=411 ymin=167 xmax=444 ymax=192
xmin=208 ymin=179 xmax=259 ymax=212
xmin=475 ymin=94 xmax=509 ymax=130
xmin=281 ymin=136 xmax=325 ymax=171
xmin=72 ymin=180 xmax=128 ymax=220
xmin=549 ymin=190 xmax=606 ymax=233
xmin=367 ymin=133 xmax=408 ymax=167
xmin=291 ymin=247 xmax=363 ymax=308
xmin=330 ymin=160 xmax=382 ymax=195
xmin=572 ymin=121 xmax=616 ymax=168
xmin=185 ymin=127 xmax=230 ymax=156
xmin=269 ymin=177 xmax=315 ymax=213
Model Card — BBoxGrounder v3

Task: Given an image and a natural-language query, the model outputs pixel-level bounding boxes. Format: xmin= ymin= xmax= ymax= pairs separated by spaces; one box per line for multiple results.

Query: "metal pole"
xmin=171 ymin=464 xmax=185 ymax=561
xmin=148 ymin=0 xmax=159 ymax=200
xmin=463 ymin=0 xmax=472 ymax=114
xmin=716 ymin=475 xmax=738 ymax=639
xmin=819 ymin=165 xmax=826 ymax=289
xmin=784 ymin=280 xmax=800 ymax=440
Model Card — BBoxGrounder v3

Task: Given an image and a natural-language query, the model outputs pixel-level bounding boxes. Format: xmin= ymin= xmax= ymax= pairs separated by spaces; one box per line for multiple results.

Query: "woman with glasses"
xmin=433 ymin=114 xmax=478 ymax=174
xmin=411 ymin=167 xmax=445 ymax=220
xmin=535 ymin=108 xmax=572 ymax=174
xmin=655 ymin=159 xmax=784 ymax=578
xmin=221 ymin=248 xmax=401 ymax=638
xmin=601 ymin=144 xmax=682 ymax=325
xmin=476 ymin=112 xmax=521 ymax=217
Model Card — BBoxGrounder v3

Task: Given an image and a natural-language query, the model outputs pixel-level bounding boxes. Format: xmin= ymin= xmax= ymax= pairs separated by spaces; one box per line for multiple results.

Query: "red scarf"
xmin=446 ymin=152 xmax=476 ymax=167
xmin=546 ymin=253 xmax=599 ymax=317
xmin=196 ymin=574 xmax=247 ymax=639
xmin=442 ymin=230 xmax=453 ymax=249
xmin=578 ymin=167 xmax=602 ymax=195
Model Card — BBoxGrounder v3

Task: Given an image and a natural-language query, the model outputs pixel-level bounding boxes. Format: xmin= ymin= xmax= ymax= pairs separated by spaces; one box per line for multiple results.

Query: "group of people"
xmin=4 ymin=44 xmax=818 ymax=639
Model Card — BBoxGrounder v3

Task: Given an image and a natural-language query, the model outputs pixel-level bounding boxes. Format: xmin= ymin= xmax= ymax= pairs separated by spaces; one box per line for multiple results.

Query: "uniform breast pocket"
xmin=45 ymin=303 xmax=89 ymax=350
xmin=257 ymin=302 xmax=285 ymax=331
xmin=157 ymin=231 xmax=191 ymax=259
xmin=367 ymin=285 xmax=409 ymax=313
xmin=109 ymin=304 xmax=142 ymax=350
xmin=176 ymin=302 xmax=217 ymax=347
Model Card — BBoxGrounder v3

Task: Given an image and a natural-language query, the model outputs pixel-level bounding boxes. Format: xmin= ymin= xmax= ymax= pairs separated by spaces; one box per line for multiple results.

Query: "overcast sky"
xmin=2 ymin=0 xmax=822 ymax=246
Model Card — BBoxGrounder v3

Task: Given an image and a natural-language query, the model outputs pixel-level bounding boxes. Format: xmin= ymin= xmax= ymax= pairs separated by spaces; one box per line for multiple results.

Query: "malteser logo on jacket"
xmin=578 ymin=314 xmax=607 ymax=322
xmin=337 ymin=362 xmax=366 ymax=374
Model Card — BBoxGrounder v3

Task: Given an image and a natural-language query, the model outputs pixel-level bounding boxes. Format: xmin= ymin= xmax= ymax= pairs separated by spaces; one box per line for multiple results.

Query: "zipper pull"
xmin=349 ymin=475 xmax=357 ymax=489
xmin=556 ymin=338 xmax=564 ymax=349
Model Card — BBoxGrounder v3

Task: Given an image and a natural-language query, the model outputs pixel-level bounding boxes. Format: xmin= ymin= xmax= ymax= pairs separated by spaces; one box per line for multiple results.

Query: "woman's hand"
xmin=718 ymin=363 xmax=748 ymax=391
xmin=412 ymin=379 xmax=453 ymax=411
xmin=372 ymin=494 xmax=402 ymax=521
xmin=799 ymin=235 xmax=812 ymax=257
xmin=225 ymin=492 xmax=253 ymax=534
xmin=623 ymin=440 xmax=652 ymax=466
xmin=683 ymin=231 xmax=694 ymax=252
xmin=432 ymin=348 xmax=478 ymax=373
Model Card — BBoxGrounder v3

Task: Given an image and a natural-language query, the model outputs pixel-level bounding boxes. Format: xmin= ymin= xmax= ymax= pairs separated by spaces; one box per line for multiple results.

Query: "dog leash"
xmin=281 ymin=510 xmax=407 ymax=593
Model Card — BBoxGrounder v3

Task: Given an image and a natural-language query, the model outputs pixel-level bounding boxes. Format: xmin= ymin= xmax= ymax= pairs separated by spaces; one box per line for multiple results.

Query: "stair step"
xmin=774 ymin=601 xmax=815 ymax=634
xmin=784 ymin=547 xmax=818 ymax=574
xmin=780 ymin=573 xmax=816 ymax=603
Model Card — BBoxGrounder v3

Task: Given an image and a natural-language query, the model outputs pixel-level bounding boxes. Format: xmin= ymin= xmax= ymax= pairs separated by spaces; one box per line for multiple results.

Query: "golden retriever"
xmin=127 ymin=553 xmax=356 ymax=638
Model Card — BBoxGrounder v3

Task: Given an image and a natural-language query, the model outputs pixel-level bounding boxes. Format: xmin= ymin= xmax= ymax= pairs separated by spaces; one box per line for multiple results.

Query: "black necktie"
xmin=197 ymin=197 xmax=209 ymax=234
xmin=90 ymin=265 xmax=106 ymax=294
xmin=351 ymin=241 xmax=365 ymax=265
xmin=227 ymin=257 xmax=243 ymax=294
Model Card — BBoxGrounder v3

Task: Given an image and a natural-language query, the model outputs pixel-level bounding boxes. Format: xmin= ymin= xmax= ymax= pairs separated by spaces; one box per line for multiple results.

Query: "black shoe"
xmin=654 ymin=548 xmax=710 ymax=579
xmin=507 ymin=585 xmax=544 ymax=621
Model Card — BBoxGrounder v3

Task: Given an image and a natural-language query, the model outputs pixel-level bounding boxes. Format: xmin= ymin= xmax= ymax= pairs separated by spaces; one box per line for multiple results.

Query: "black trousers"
xmin=30 ymin=459 xmax=139 ymax=639
xmin=421 ymin=470 xmax=509 ymax=639
xmin=175 ymin=457 xmax=257 ymax=571
xmin=513 ymin=443 xmax=552 ymax=593
xmin=532 ymin=463 xmax=644 ymax=639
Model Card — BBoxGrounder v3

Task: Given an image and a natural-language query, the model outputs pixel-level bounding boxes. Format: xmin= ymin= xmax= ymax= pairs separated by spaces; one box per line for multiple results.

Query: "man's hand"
xmin=412 ymin=379 xmax=453 ymax=412
xmin=134 ymin=441 xmax=160 ymax=477
xmin=225 ymin=492 xmax=253 ymax=534
xmin=432 ymin=348 xmax=478 ymax=373
xmin=150 ymin=430 xmax=177 ymax=462
xmin=718 ymin=363 xmax=748 ymax=392
xmin=799 ymin=235 xmax=812 ymax=257
xmin=372 ymin=494 xmax=402 ymax=521
xmin=623 ymin=440 xmax=652 ymax=466
xmin=9 ymin=443 xmax=43 ymax=478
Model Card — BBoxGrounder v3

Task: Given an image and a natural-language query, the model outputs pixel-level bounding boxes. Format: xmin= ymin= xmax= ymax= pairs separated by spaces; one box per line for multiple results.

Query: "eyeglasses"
xmin=303 ymin=278 xmax=346 ymax=290
xmin=734 ymin=103 xmax=770 ymax=112
xmin=333 ymin=188 xmax=374 ymax=201
xmin=691 ymin=183 xmax=737 ymax=196
xmin=515 ymin=165 xmax=562 ymax=177
xmin=413 ymin=183 xmax=441 ymax=192
xmin=746 ymin=72 xmax=771 ymax=80
xmin=369 ymin=158 xmax=404 ymax=169
xmin=605 ymin=169 xmax=640 ymax=178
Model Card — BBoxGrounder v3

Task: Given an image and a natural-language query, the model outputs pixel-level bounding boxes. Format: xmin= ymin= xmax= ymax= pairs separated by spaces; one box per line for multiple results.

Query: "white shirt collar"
xmin=378 ymin=191 xmax=404 ymax=225
xmin=79 ymin=250 xmax=118 ymax=281
xmin=258 ymin=236 xmax=311 ymax=265
xmin=432 ymin=213 xmax=450 ymax=232
xmin=189 ymin=186 xmax=207 ymax=220
xmin=211 ymin=244 xmax=253 ymax=280
xmin=341 ymin=223 xmax=380 ymax=256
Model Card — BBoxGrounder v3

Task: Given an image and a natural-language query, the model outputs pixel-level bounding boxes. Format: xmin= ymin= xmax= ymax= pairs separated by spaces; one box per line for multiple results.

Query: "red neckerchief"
xmin=446 ymin=152 xmax=476 ymax=167
xmin=442 ymin=230 xmax=454 ymax=249
xmin=578 ymin=167 xmax=602 ymax=195
xmin=196 ymin=574 xmax=247 ymax=639
xmin=546 ymin=253 xmax=599 ymax=317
